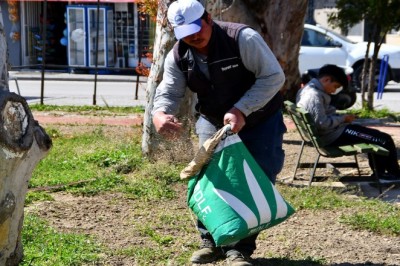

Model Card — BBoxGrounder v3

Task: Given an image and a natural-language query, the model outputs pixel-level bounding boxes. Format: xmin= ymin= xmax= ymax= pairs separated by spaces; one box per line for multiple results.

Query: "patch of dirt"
xmin=26 ymin=114 xmax=400 ymax=265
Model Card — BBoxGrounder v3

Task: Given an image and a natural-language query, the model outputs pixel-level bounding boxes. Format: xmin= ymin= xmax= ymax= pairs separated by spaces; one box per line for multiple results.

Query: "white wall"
xmin=313 ymin=8 xmax=400 ymax=46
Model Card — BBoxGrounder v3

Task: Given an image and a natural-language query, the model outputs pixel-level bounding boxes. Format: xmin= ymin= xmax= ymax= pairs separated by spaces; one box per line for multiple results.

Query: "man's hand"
xmin=153 ymin=111 xmax=183 ymax=139
xmin=224 ymin=107 xmax=246 ymax=133
xmin=344 ymin=114 xmax=357 ymax=123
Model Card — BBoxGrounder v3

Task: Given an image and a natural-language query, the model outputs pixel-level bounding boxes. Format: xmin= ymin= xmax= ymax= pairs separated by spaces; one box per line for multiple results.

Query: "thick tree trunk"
xmin=0 ymin=26 xmax=52 ymax=266
xmin=206 ymin=0 xmax=308 ymax=99
xmin=0 ymin=93 xmax=52 ymax=265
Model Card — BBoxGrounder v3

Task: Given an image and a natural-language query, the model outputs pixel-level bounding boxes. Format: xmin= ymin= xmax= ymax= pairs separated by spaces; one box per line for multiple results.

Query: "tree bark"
xmin=206 ymin=0 xmax=308 ymax=99
xmin=141 ymin=0 xmax=173 ymax=157
xmin=367 ymin=53 xmax=378 ymax=110
xmin=141 ymin=0 xmax=194 ymax=161
xmin=0 ymin=26 xmax=52 ymax=266
xmin=0 ymin=92 xmax=52 ymax=265
xmin=366 ymin=26 xmax=383 ymax=111
xmin=0 ymin=26 xmax=8 ymax=92
xmin=360 ymin=44 xmax=371 ymax=108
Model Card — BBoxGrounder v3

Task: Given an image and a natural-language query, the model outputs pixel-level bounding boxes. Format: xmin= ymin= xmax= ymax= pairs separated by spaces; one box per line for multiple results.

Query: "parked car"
xmin=300 ymin=66 xmax=357 ymax=110
xmin=299 ymin=23 xmax=400 ymax=91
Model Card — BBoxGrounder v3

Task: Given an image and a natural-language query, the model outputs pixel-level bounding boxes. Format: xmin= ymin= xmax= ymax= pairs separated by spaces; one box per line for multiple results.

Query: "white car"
xmin=299 ymin=23 xmax=400 ymax=90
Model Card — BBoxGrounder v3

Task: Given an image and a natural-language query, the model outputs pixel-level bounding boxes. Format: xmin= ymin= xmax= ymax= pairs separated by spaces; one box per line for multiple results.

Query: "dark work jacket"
xmin=173 ymin=21 xmax=282 ymax=128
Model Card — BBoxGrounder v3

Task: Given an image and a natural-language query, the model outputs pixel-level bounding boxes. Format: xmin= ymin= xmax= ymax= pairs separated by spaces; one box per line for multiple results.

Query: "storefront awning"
xmin=16 ymin=0 xmax=136 ymax=2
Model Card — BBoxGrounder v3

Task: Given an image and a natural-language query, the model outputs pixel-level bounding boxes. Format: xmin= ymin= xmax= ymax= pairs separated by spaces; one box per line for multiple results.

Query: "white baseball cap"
xmin=167 ymin=0 xmax=205 ymax=39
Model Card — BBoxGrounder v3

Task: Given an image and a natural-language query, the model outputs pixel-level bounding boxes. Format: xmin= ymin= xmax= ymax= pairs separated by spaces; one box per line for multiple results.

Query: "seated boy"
xmin=296 ymin=64 xmax=400 ymax=180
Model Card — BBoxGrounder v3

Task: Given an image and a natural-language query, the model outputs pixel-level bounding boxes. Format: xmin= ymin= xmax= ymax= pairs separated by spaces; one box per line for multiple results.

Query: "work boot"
xmin=190 ymin=239 xmax=224 ymax=264
xmin=225 ymin=250 xmax=253 ymax=266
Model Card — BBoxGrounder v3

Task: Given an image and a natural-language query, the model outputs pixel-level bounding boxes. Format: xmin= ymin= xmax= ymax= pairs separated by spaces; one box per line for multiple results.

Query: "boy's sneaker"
xmin=190 ymin=239 xmax=224 ymax=264
xmin=226 ymin=250 xmax=253 ymax=266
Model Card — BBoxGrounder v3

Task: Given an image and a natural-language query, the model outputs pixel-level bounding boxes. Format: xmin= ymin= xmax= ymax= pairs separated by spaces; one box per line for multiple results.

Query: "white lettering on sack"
xmin=193 ymin=183 xmax=212 ymax=216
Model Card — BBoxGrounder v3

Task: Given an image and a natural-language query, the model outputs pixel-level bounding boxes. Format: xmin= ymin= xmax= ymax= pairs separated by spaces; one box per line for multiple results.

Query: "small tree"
xmin=0 ymin=24 xmax=52 ymax=265
xmin=140 ymin=0 xmax=195 ymax=161
xmin=329 ymin=0 xmax=400 ymax=110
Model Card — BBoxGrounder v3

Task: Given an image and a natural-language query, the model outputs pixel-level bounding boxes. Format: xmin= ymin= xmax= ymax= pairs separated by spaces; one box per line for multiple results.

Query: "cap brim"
xmin=173 ymin=18 xmax=202 ymax=39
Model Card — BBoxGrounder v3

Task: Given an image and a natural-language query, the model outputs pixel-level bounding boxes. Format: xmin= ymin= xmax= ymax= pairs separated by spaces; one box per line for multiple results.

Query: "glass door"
xmin=67 ymin=7 xmax=86 ymax=66
xmin=88 ymin=7 xmax=105 ymax=67
xmin=106 ymin=9 xmax=114 ymax=66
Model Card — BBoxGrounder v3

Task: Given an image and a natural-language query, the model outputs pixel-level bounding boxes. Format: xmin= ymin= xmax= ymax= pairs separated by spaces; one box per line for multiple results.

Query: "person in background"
xmin=151 ymin=0 xmax=286 ymax=265
xmin=296 ymin=64 xmax=400 ymax=181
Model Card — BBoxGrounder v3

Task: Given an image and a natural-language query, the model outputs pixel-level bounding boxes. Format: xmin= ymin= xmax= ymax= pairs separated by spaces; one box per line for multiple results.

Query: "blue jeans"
xmin=195 ymin=109 xmax=287 ymax=255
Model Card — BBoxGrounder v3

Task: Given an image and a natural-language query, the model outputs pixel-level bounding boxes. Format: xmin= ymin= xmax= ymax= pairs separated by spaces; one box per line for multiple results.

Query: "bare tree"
xmin=141 ymin=0 xmax=174 ymax=157
xmin=141 ymin=0 xmax=195 ymax=160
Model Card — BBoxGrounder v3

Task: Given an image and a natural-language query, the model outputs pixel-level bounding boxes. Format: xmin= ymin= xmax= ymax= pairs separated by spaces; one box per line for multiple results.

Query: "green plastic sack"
xmin=187 ymin=133 xmax=295 ymax=246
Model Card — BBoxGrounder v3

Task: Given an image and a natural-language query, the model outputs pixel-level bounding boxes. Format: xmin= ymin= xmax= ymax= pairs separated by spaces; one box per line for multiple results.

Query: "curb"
xmin=9 ymin=71 xmax=147 ymax=83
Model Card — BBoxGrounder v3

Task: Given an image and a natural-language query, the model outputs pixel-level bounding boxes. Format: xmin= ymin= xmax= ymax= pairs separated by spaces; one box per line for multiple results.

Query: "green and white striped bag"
xmin=187 ymin=133 xmax=295 ymax=246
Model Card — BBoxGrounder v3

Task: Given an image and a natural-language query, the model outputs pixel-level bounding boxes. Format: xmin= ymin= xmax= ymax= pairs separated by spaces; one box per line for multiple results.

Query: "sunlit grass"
xmin=21 ymin=214 xmax=102 ymax=266
xmin=278 ymin=184 xmax=400 ymax=236
xmin=21 ymin=108 xmax=400 ymax=265
xmin=29 ymin=104 xmax=145 ymax=114
xmin=347 ymin=106 xmax=399 ymax=121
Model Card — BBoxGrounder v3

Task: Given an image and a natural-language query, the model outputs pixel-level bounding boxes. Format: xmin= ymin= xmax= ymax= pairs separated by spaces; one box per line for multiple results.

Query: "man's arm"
xmin=152 ymin=50 xmax=187 ymax=115
xmin=152 ymin=50 xmax=187 ymax=138
xmin=233 ymin=28 xmax=285 ymax=117
xmin=224 ymin=28 xmax=285 ymax=133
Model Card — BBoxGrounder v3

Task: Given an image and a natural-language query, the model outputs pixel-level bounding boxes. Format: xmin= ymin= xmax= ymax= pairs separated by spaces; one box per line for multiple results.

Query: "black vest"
xmin=173 ymin=21 xmax=282 ymax=128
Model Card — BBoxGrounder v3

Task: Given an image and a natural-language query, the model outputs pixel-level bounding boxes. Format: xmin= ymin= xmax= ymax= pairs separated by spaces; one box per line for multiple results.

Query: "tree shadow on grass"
xmin=252 ymin=257 xmax=322 ymax=266
xmin=252 ymin=257 xmax=394 ymax=266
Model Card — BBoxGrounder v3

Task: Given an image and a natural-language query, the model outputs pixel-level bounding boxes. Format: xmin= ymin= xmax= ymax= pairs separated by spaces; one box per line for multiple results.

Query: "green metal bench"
xmin=284 ymin=100 xmax=389 ymax=192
